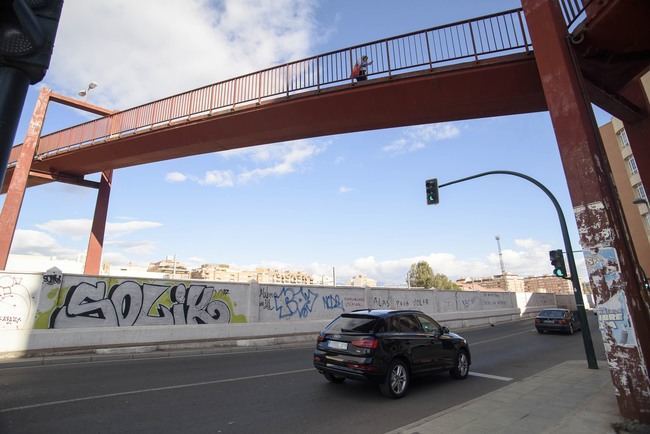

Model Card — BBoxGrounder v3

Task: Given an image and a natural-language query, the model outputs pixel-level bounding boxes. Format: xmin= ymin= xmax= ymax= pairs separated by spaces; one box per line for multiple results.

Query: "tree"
xmin=432 ymin=273 xmax=460 ymax=291
xmin=408 ymin=261 xmax=434 ymax=288
xmin=407 ymin=261 xmax=459 ymax=290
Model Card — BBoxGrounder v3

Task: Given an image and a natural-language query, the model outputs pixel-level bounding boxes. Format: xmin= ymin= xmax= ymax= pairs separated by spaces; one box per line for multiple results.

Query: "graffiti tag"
xmin=274 ymin=287 xmax=318 ymax=319
xmin=50 ymin=280 xmax=231 ymax=328
xmin=322 ymin=294 xmax=344 ymax=311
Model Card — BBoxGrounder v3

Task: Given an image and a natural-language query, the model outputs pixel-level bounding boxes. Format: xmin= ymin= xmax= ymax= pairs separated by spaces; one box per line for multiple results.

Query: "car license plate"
xmin=544 ymin=320 xmax=554 ymax=324
xmin=328 ymin=340 xmax=348 ymax=350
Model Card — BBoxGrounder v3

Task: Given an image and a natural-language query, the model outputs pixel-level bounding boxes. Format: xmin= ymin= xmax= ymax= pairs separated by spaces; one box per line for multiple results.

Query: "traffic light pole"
xmin=437 ymin=170 xmax=599 ymax=369
xmin=0 ymin=67 xmax=30 ymax=188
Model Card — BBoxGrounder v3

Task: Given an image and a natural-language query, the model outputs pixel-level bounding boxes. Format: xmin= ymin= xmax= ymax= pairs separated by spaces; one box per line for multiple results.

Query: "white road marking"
xmin=471 ymin=328 xmax=535 ymax=346
xmin=468 ymin=371 xmax=513 ymax=382
xmin=0 ymin=368 xmax=313 ymax=413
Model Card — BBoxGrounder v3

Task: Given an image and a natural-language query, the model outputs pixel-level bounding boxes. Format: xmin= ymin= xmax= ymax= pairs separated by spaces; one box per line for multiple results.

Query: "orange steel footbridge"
xmin=4 ymin=2 xmax=646 ymax=194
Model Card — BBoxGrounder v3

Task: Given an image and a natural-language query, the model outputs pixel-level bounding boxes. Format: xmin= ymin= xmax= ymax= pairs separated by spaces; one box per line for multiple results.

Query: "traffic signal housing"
xmin=0 ymin=0 xmax=64 ymax=84
xmin=425 ymin=178 xmax=439 ymax=205
xmin=549 ymin=249 xmax=567 ymax=278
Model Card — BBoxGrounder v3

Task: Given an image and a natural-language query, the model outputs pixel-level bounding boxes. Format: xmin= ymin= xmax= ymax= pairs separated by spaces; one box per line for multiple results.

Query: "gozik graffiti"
xmin=50 ymin=280 xmax=231 ymax=328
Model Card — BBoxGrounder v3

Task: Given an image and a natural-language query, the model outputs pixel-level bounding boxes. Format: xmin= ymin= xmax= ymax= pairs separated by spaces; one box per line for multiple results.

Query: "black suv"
xmin=313 ymin=309 xmax=471 ymax=398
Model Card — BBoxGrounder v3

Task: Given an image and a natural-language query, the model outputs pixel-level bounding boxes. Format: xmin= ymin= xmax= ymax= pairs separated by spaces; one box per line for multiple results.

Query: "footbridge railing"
xmin=24 ymin=8 xmax=532 ymax=162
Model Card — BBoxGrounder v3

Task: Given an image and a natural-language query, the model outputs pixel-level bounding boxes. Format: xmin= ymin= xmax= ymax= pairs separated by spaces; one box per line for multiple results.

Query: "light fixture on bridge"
xmin=78 ymin=81 xmax=98 ymax=98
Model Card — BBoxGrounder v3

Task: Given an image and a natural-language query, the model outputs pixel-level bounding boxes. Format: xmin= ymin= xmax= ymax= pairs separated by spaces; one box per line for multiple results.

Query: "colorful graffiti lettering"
xmin=50 ymin=280 xmax=231 ymax=328
xmin=274 ymin=287 xmax=318 ymax=319
xmin=322 ymin=294 xmax=344 ymax=311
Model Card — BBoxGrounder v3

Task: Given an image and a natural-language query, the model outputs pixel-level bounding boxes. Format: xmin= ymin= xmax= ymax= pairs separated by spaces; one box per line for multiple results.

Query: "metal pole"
xmin=439 ymin=170 xmax=599 ymax=369
xmin=0 ymin=67 xmax=30 ymax=188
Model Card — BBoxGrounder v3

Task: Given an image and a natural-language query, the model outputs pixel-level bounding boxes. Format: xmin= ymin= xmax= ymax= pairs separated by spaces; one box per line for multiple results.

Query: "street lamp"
xmin=78 ymin=81 xmax=98 ymax=99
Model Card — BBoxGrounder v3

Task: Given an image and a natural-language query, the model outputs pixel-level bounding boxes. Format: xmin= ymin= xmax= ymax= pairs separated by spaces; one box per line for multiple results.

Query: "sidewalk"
xmin=387 ymin=360 xmax=647 ymax=434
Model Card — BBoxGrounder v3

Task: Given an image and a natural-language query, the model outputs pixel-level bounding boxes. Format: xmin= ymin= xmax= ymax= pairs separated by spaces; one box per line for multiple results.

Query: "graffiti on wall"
xmin=48 ymin=280 xmax=235 ymax=328
xmin=372 ymin=295 xmax=430 ymax=309
xmin=0 ymin=276 xmax=34 ymax=329
xmin=482 ymin=293 xmax=510 ymax=307
xmin=342 ymin=296 xmax=365 ymax=311
xmin=273 ymin=287 xmax=319 ymax=319
xmin=260 ymin=287 xmax=367 ymax=319
xmin=322 ymin=294 xmax=344 ymax=310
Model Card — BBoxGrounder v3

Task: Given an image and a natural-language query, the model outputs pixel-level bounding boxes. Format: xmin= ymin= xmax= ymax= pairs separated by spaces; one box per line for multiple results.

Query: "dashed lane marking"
xmin=468 ymin=371 xmax=513 ymax=382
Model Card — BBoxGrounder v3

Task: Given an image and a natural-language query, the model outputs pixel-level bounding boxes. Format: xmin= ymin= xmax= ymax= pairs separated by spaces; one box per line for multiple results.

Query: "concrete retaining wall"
xmin=0 ymin=269 xmax=559 ymax=356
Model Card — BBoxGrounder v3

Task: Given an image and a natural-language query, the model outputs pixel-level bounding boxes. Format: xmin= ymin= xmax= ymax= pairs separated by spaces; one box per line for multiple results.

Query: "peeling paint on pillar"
xmin=577 ymin=201 xmax=650 ymax=419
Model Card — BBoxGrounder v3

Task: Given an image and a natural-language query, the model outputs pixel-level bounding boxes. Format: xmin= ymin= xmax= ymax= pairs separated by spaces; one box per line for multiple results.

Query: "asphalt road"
xmin=0 ymin=315 xmax=606 ymax=434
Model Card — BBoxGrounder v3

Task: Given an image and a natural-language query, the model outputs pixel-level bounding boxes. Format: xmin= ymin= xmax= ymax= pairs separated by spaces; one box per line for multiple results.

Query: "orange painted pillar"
xmin=83 ymin=169 xmax=113 ymax=275
xmin=0 ymin=87 xmax=51 ymax=270
xmin=522 ymin=0 xmax=650 ymax=422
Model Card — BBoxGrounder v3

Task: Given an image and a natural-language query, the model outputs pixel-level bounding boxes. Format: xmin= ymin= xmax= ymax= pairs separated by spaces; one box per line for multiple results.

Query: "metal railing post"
xmin=385 ymin=41 xmax=392 ymax=78
xmin=425 ymin=31 xmax=433 ymax=69
xmin=517 ymin=10 xmax=529 ymax=53
xmin=469 ymin=23 xmax=479 ymax=61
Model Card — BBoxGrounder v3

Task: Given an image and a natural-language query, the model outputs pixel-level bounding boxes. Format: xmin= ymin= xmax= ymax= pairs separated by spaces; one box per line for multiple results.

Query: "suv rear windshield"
xmin=538 ymin=310 xmax=567 ymax=318
xmin=325 ymin=314 xmax=380 ymax=334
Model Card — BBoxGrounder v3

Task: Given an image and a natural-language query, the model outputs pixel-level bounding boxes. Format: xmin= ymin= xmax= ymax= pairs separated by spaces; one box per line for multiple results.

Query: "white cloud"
xmin=47 ymin=0 xmax=320 ymax=109
xmin=11 ymin=230 xmax=78 ymax=258
xmin=383 ymin=123 xmax=461 ymax=154
xmin=297 ymin=238 xmax=589 ymax=286
xmin=105 ymin=240 xmax=157 ymax=256
xmin=37 ymin=219 xmax=162 ymax=239
xmin=199 ymin=170 xmax=235 ymax=187
xmin=166 ymin=172 xmax=187 ymax=183
xmin=36 ymin=219 xmax=90 ymax=240
xmin=184 ymin=140 xmax=324 ymax=187
xmin=339 ymin=186 xmax=352 ymax=193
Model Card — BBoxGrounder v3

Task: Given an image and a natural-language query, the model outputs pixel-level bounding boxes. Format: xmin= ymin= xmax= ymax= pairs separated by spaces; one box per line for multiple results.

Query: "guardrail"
xmin=559 ymin=0 xmax=592 ymax=30
xmin=31 ymin=9 xmax=531 ymax=160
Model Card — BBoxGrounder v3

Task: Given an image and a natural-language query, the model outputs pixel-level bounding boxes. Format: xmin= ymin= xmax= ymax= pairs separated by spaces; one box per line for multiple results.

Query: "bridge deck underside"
xmin=2 ymin=53 xmax=546 ymax=194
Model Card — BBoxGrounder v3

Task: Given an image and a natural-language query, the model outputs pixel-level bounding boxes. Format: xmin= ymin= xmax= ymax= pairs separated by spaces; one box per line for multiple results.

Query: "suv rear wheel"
xmin=450 ymin=350 xmax=469 ymax=379
xmin=380 ymin=359 xmax=410 ymax=398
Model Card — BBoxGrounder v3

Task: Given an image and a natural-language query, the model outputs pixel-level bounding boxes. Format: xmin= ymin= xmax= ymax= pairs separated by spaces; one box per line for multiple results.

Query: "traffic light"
xmin=425 ymin=178 xmax=439 ymax=205
xmin=0 ymin=0 xmax=64 ymax=84
xmin=549 ymin=249 xmax=567 ymax=278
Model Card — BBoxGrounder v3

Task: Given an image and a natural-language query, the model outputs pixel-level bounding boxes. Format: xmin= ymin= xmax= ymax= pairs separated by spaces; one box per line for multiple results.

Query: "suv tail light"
xmin=317 ymin=335 xmax=325 ymax=343
xmin=351 ymin=337 xmax=378 ymax=349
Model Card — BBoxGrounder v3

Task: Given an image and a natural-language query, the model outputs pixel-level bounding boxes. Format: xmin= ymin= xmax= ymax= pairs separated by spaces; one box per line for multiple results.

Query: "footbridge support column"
xmin=84 ymin=169 xmax=113 ymax=274
xmin=523 ymin=0 xmax=650 ymax=422
xmin=0 ymin=87 xmax=51 ymax=270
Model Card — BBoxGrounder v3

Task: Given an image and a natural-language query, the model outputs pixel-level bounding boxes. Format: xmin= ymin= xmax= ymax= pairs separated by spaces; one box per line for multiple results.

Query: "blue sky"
xmin=3 ymin=0 xmax=612 ymax=285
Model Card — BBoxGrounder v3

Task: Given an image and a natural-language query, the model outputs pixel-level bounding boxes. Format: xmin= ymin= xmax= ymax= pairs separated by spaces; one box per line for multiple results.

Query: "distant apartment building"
xmin=599 ymin=117 xmax=650 ymax=274
xmin=456 ymin=274 xmax=524 ymax=292
xmin=349 ymin=274 xmax=377 ymax=287
xmin=147 ymin=257 xmax=191 ymax=279
xmin=190 ymin=263 xmax=314 ymax=285
xmin=523 ymin=275 xmax=573 ymax=294
xmin=191 ymin=263 xmax=239 ymax=282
